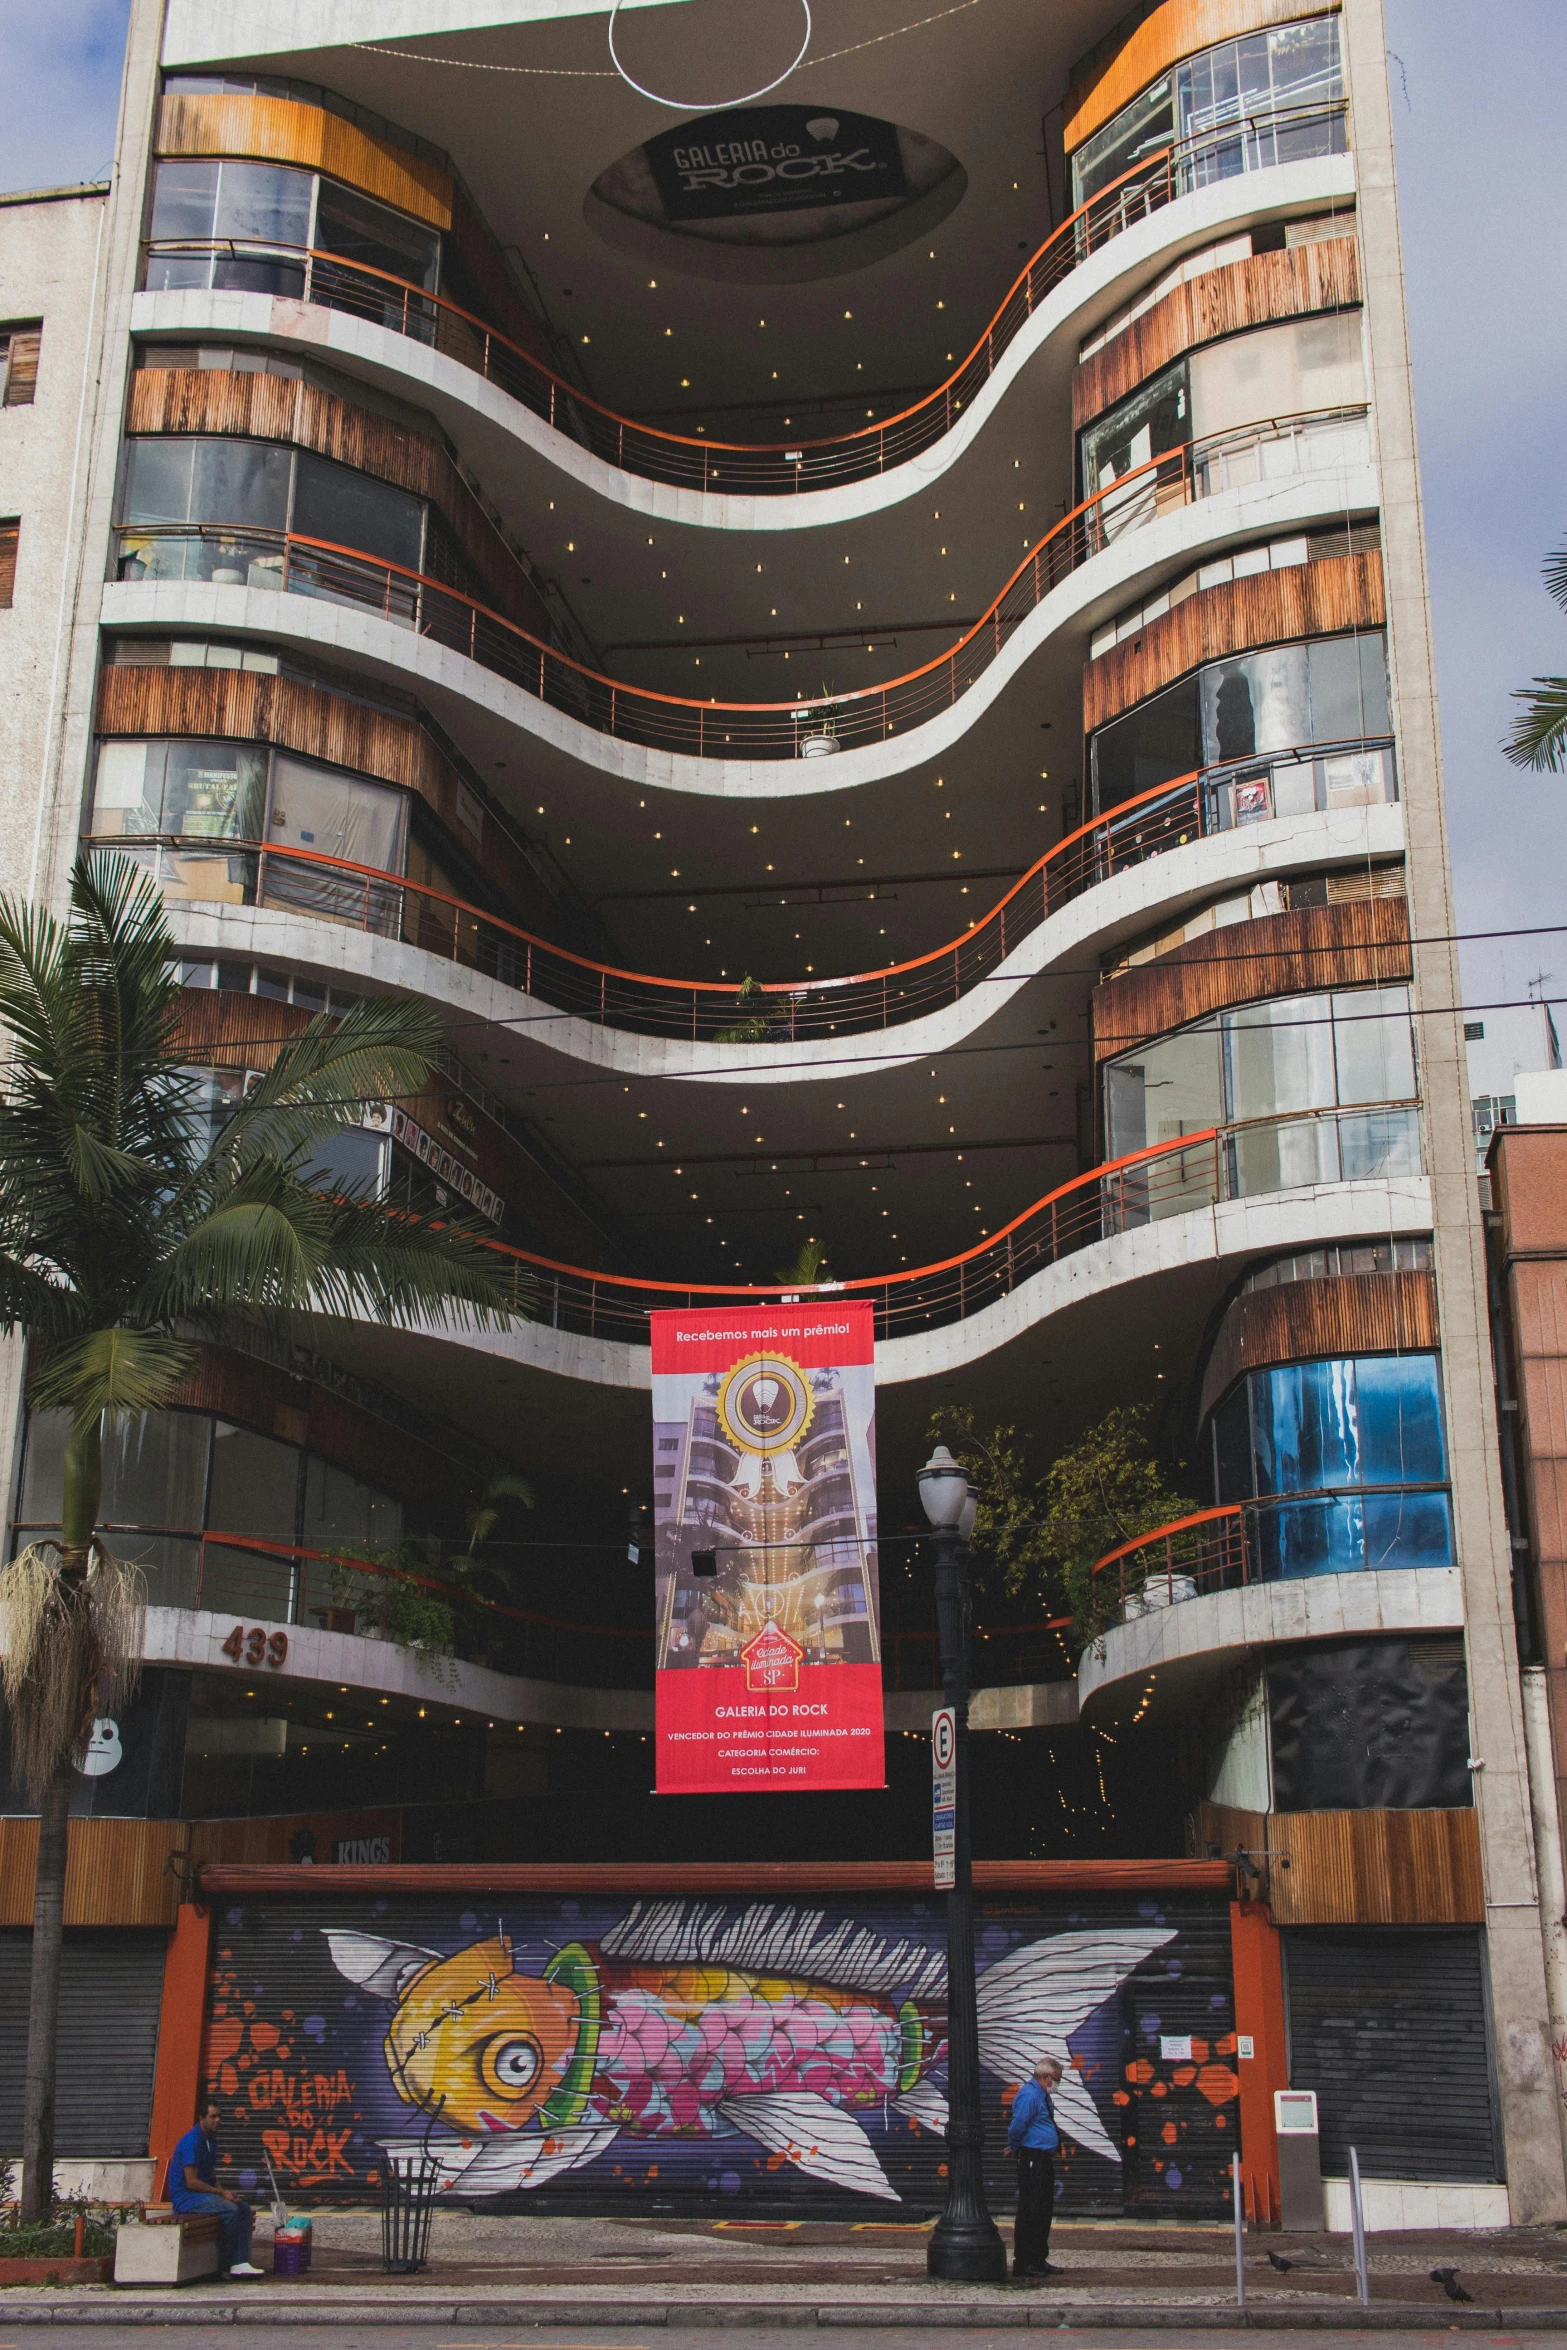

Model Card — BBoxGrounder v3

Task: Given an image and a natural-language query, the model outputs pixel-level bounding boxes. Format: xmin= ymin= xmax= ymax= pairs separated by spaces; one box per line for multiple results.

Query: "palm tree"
xmin=0 ymin=853 xmax=524 ymax=2219
xmin=1504 ymin=544 xmax=1567 ymax=771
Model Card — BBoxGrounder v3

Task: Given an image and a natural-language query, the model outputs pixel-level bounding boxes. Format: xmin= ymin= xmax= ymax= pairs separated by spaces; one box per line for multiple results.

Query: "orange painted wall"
xmin=1230 ymin=1899 xmax=1287 ymax=2224
xmin=147 ymin=1903 xmax=213 ymax=2200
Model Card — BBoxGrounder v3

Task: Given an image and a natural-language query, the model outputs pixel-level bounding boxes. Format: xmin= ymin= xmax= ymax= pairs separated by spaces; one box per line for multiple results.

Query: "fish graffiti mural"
xmin=325 ymin=1899 xmax=1176 ymax=2199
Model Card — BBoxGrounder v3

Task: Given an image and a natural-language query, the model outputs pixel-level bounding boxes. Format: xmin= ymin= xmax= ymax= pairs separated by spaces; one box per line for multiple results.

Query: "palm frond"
xmin=211 ymin=996 xmax=444 ymax=1170
xmin=28 ymin=1326 xmax=195 ymax=1430
xmin=1504 ymin=678 xmax=1567 ymax=773
xmin=1545 ymin=545 xmax=1567 ymax=613
xmin=289 ymin=1195 xmax=529 ymax=1329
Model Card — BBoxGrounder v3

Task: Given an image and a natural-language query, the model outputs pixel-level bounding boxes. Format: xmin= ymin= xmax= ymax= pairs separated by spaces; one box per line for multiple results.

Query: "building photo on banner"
xmin=5 ymin=0 xmax=1567 ymax=2265
xmin=652 ymin=1304 xmax=883 ymax=1794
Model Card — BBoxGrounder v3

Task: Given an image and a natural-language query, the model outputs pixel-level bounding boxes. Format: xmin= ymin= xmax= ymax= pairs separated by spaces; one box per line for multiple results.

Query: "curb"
xmin=2 ymin=2298 xmax=1566 ymax=2329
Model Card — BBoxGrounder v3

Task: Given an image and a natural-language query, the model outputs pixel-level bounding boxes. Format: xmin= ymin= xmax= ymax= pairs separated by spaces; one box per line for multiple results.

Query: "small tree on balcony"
xmin=0 ymin=853 xmax=522 ymax=2220
xmin=1504 ymin=543 xmax=1567 ymax=772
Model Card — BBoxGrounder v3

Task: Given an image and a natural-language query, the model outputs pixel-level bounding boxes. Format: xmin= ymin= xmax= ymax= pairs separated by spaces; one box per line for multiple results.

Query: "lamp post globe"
xmin=919 ymin=1446 xmax=1008 ymax=2284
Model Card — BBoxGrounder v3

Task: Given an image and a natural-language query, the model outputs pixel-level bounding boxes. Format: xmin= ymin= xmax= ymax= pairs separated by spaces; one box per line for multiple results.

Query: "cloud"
xmin=0 ymin=0 xmax=131 ymax=195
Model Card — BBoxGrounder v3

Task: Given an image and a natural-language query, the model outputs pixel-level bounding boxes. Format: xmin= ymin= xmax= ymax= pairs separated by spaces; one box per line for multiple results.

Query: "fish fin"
xmin=324 ymin=1928 xmax=441 ymax=2001
xmin=975 ymin=1928 xmax=1176 ymax=2165
xmin=893 ymin=2081 xmax=948 ymax=2133
xmin=604 ymin=1900 xmax=945 ymax=2002
xmin=381 ymin=2126 xmax=619 ymax=2195
xmin=719 ymin=2092 xmax=899 ymax=2202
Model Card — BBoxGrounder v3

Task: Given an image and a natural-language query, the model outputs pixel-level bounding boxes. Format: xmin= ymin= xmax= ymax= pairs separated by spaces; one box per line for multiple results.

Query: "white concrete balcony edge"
xmin=100 ymin=456 xmax=1382 ymax=802
xmin=308 ymin=1173 xmax=1432 ymax=1396
xmin=142 ymin=1601 xmax=654 ymax=1729
xmin=159 ymin=801 xmax=1405 ymax=1088
xmin=132 ymin=1603 xmax=1074 ymax=1733
xmin=1077 ymin=1563 xmax=1464 ymax=1710
xmin=163 ymin=2 xmax=710 ymax=66
xmin=128 ymin=157 xmax=1355 ymax=535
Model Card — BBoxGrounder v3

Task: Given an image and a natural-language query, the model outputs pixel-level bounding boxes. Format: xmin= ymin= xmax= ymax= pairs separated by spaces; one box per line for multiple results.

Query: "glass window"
xmin=265 ymin=749 xmax=407 ymax=871
xmin=1355 ymin=1354 xmax=1446 ymax=1485
xmin=1363 ymin=1489 xmax=1454 ymax=1569
xmin=208 ymin=1422 xmax=300 ymax=1539
xmin=1089 ymin=671 xmax=1201 ymax=814
xmin=1224 ymin=993 xmax=1337 ymax=1124
xmin=1070 ymin=75 xmax=1176 ymax=208
xmin=1255 ymin=1492 xmax=1364 ymax=1580
xmin=121 ymin=437 xmax=292 ymax=532
xmin=91 ymin=739 xmax=268 ymax=841
xmin=102 ymin=1411 xmax=212 ymax=1531
xmin=1306 ymin=632 xmax=1389 ymax=747
xmin=1251 ymin=1357 xmax=1360 ymax=1497
xmin=1338 ymin=1105 xmax=1422 ymax=1181
xmin=1104 ymin=1019 xmax=1224 ymax=1159
xmin=315 ymin=180 xmax=440 ymax=294
xmin=1080 ymin=361 xmax=1190 ymax=505
xmin=144 ymin=159 xmax=313 ymax=297
xmin=1212 ymin=1381 xmax=1253 ymax=1504
xmin=1333 ymin=984 xmax=1416 ymax=1106
xmin=302 ymin=1454 xmax=402 ymax=1554
xmin=1201 ymin=645 xmax=1312 ymax=764
xmin=291 ymin=450 xmax=424 ymax=571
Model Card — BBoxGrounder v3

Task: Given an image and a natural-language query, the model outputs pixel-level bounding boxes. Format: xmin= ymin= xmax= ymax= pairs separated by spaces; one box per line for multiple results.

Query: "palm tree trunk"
xmin=19 ymin=1416 xmax=101 ymax=2225
xmin=19 ymin=1759 xmax=71 ymax=2222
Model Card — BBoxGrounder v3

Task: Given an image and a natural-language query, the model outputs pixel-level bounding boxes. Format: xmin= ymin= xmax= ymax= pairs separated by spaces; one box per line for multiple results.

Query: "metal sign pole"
xmin=1349 ymin=2146 xmax=1370 ymax=2307
xmin=1232 ymin=2152 xmax=1246 ymax=2308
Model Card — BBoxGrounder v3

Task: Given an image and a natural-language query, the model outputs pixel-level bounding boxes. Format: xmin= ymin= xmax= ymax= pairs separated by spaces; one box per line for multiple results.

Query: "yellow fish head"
xmin=383 ymin=1933 xmax=580 ymax=2133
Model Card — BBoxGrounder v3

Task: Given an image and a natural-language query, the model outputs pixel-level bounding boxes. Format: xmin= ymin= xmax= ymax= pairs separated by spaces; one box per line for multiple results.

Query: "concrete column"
xmin=1520 ymin=1667 xmax=1567 ymax=2180
xmin=1342 ymin=0 xmax=1566 ymax=2220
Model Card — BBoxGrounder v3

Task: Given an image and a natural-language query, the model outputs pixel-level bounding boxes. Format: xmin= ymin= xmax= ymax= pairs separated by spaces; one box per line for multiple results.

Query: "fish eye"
xmin=482 ymin=2035 xmax=541 ymax=2094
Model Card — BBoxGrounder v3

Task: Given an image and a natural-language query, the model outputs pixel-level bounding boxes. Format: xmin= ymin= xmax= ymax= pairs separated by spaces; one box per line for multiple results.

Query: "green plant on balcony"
xmin=0 ymin=852 xmax=525 ymax=2221
xmin=329 ymin=1471 xmax=536 ymax=1669
xmin=714 ymin=973 xmax=794 ymax=1044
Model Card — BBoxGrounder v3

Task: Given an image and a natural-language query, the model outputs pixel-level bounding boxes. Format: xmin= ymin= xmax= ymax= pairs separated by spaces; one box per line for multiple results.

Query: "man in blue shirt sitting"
xmin=1006 ymin=2053 xmax=1063 ymax=2280
xmin=168 ymin=2101 xmax=263 ymax=2278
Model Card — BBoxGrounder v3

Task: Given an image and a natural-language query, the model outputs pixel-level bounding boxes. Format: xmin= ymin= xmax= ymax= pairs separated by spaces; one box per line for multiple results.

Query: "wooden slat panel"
xmin=155 ymin=93 xmax=452 ymax=228
xmin=97 ymin=663 xmax=439 ymax=797
xmin=0 ymin=1818 xmax=189 ymax=1927
xmin=1083 ymin=550 xmax=1385 ymax=732
xmin=0 ymin=520 xmax=16 ymax=609
xmin=1093 ymin=894 xmax=1411 ymax=1060
xmin=3 ymin=326 xmax=42 ymax=407
xmin=195 ymin=1856 xmax=1235 ymax=1896
xmin=1196 ymin=1801 xmax=1482 ymax=1924
xmin=1200 ymin=1270 xmax=1439 ymax=1422
xmin=1065 ymin=0 xmax=1336 ymax=153
xmin=1075 ymin=240 xmax=1359 ymax=427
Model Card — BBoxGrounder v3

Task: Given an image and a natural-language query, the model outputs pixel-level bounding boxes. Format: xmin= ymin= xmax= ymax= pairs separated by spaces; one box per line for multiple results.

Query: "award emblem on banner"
xmin=649 ymin=1304 xmax=884 ymax=1794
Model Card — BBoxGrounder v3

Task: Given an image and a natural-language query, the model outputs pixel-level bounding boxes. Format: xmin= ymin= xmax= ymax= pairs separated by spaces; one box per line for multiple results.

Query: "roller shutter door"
xmin=1283 ymin=1927 xmax=1501 ymax=2181
xmin=0 ymin=1928 xmax=166 ymax=2156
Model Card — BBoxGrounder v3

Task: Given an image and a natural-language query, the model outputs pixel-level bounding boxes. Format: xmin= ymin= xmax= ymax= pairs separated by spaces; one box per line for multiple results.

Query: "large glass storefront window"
xmin=1208 ymin=1351 xmax=1453 ymax=1576
xmin=15 ymin=1405 xmax=402 ymax=1622
xmin=1090 ymin=631 xmax=1391 ymax=815
xmin=1070 ymin=16 xmax=1346 ymax=208
xmin=1103 ymin=983 xmax=1420 ymax=1194
xmin=144 ymin=158 xmax=440 ymax=300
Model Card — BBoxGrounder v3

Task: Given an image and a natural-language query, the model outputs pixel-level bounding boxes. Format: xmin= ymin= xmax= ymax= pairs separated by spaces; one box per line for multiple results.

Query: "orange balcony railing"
xmin=1091 ymin=1506 xmax=1251 ymax=1634
xmin=139 ymin=101 xmax=1347 ymax=496
xmin=113 ymin=404 xmax=1371 ymax=762
xmin=420 ymin=1105 xmax=1418 ymax=1345
xmin=93 ymin=735 xmax=1394 ymax=1040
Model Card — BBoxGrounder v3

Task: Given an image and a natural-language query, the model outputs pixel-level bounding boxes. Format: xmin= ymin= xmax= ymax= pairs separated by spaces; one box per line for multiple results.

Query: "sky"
xmin=5 ymin=0 xmax=1565 ymax=1033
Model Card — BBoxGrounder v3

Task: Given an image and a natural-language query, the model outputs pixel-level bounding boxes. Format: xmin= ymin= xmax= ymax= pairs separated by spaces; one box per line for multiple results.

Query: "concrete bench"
xmin=114 ymin=2209 xmax=222 ymax=2285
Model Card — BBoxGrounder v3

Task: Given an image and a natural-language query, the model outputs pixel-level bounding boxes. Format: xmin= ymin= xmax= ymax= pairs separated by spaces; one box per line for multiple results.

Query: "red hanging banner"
xmin=651 ymin=1303 xmax=884 ymax=1793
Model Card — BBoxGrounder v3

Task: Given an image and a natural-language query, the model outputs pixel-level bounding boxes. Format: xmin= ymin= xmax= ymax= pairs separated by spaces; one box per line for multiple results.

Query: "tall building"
xmin=2 ymin=0 xmax=1561 ymax=2233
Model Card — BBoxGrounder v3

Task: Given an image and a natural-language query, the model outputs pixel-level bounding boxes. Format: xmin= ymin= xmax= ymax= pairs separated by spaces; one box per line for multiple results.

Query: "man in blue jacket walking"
xmin=1006 ymin=2054 xmax=1063 ymax=2279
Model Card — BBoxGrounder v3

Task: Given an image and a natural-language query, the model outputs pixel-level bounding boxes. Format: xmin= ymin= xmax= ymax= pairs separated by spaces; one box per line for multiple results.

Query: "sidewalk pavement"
xmin=9 ymin=2208 xmax=1567 ymax=2327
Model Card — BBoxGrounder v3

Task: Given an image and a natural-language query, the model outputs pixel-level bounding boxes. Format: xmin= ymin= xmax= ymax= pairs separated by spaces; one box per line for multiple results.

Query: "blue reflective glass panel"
xmin=1250 ymin=1357 xmax=1359 ymax=1496
xmin=1255 ymin=1494 xmax=1364 ymax=1578
xmin=1363 ymin=1489 xmax=1453 ymax=1569
xmin=1354 ymin=1354 xmax=1446 ymax=1486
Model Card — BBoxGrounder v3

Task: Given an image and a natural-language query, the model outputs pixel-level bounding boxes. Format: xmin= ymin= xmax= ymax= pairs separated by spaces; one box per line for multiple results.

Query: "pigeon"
xmin=1431 ymin=2267 xmax=1474 ymax=2303
xmin=1266 ymin=2251 xmax=1294 ymax=2272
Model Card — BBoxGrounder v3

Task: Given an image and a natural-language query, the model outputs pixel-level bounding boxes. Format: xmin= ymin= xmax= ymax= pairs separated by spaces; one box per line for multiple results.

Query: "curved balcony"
xmin=443 ymin=1105 xmax=1422 ymax=1347
xmin=96 ymin=736 xmax=1397 ymax=1057
xmin=137 ymin=104 xmax=1348 ymax=513
xmin=1077 ymin=1561 xmax=1464 ymax=1714
xmin=108 ymin=405 xmax=1375 ymax=781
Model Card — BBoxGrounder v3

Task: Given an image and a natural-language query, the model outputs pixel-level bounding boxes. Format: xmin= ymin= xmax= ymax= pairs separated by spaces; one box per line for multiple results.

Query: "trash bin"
xmin=273 ymin=2225 xmax=307 ymax=2277
xmin=378 ymin=2148 xmax=440 ymax=2275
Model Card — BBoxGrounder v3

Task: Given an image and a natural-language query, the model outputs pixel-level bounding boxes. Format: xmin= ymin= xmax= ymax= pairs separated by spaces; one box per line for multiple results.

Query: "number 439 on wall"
xmin=221 ymin=1625 xmax=289 ymax=1668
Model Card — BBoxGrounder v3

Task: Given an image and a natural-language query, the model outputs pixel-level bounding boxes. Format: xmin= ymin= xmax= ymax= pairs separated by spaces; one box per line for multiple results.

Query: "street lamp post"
xmin=919 ymin=1444 xmax=1008 ymax=2285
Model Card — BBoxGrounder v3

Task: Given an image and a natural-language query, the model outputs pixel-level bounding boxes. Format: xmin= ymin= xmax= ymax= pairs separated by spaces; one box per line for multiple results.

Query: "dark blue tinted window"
xmin=1250 ymin=1357 xmax=1359 ymax=1496
xmin=1355 ymin=1354 xmax=1446 ymax=1485
xmin=1363 ymin=1489 xmax=1453 ymax=1569
xmin=1255 ymin=1494 xmax=1364 ymax=1579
